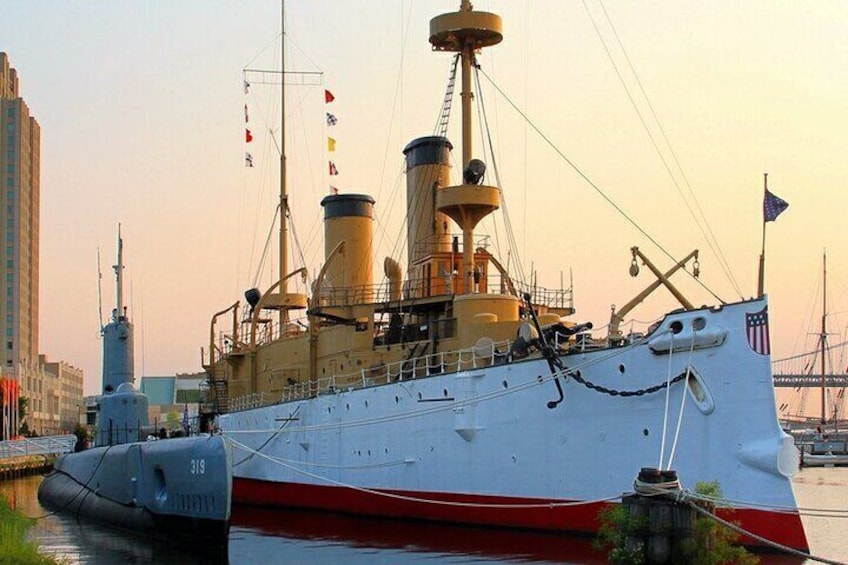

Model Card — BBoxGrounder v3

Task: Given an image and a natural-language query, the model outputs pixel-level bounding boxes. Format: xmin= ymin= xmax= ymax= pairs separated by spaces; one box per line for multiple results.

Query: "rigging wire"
xmin=473 ymin=63 xmax=527 ymax=286
xmin=476 ymin=66 xmax=726 ymax=306
xmin=585 ymin=0 xmax=743 ymax=299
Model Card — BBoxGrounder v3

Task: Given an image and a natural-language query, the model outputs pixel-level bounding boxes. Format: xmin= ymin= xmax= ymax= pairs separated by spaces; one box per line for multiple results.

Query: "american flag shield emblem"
xmin=746 ymin=306 xmax=770 ymax=355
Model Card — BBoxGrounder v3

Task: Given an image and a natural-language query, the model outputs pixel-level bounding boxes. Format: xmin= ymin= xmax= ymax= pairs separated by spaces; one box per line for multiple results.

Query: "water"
xmin=1 ymin=469 xmax=846 ymax=564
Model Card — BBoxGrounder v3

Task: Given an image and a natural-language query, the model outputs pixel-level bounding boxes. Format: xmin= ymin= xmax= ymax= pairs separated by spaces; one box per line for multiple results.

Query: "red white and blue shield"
xmin=746 ymin=306 xmax=770 ymax=355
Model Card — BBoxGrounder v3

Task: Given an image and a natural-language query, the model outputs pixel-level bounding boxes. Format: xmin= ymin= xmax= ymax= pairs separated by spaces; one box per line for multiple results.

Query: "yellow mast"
xmin=279 ymin=1 xmax=289 ymax=326
xmin=430 ymin=1 xmax=503 ymax=294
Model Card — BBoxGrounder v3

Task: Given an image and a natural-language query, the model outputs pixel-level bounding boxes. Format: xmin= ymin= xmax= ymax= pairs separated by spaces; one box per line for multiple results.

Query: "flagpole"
xmin=757 ymin=173 xmax=768 ymax=298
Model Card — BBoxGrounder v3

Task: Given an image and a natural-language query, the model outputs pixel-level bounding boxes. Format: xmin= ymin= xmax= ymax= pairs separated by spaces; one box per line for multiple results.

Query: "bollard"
xmin=620 ymin=467 xmax=708 ymax=564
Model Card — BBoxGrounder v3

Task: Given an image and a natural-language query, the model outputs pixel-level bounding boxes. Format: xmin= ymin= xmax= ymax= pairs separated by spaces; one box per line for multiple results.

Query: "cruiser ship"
xmin=203 ymin=1 xmax=808 ymax=552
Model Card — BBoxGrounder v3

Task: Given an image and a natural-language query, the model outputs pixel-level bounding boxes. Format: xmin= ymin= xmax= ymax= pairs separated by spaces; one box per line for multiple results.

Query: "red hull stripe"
xmin=233 ymin=478 xmax=809 ymax=552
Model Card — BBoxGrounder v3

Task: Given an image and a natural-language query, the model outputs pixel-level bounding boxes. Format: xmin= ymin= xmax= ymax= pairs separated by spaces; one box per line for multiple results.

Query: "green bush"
xmin=594 ymin=491 xmax=759 ymax=565
xmin=0 ymin=495 xmax=65 ymax=565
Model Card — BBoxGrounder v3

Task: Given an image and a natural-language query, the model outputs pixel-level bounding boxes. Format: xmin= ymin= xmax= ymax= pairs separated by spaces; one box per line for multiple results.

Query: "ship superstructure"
xmin=204 ymin=1 xmax=808 ymax=552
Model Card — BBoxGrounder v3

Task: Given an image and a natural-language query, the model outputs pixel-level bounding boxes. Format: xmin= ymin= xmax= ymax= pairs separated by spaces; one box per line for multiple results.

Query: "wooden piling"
xmin=621 ymin=467 xmax=713 ymax=564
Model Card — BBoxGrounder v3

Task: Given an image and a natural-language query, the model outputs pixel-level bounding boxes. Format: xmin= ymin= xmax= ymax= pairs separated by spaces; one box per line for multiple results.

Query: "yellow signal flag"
xmin=328 ymin=137 xmax=337 ymax=152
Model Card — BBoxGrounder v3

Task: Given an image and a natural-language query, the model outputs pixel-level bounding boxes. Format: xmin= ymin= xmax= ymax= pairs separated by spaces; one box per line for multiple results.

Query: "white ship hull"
xmin=218 ymin=297 xmax=809 ymax=551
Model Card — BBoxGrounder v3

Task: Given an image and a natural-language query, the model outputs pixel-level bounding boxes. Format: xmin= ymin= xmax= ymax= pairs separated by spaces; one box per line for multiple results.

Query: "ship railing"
xmin=213 ymin=280 xmax=575 ymax=354
xmin=228 ymin=325 xmax=600 ymax=408
xmin=0 ymin=434 xmax=77 ymax=460
xmin=229 ymin=392 xmax=266 ymax=411
xmin=411 ymin=233 xmax=492 ymax=258
xmin=272 ymin=338 xmax=514 ymax=402
xmin=516 ymin=282 xmax=574 ymax=312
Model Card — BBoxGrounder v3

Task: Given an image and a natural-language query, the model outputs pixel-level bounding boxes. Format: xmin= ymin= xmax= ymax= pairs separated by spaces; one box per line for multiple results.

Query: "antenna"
xmin=97 ymin=247 xmax=104 ymax=334
xmin=113 ymin=224 xmax=124 ymax=319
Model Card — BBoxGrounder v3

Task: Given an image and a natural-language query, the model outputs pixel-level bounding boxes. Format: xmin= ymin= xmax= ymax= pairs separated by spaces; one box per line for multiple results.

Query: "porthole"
xmin=346 ymin=403 xmax=350 ymax=411
xmin=643 ymin=428 xmax=649 ymax=436
xmin=692 ymin=317 xmax=706 ymax=331
xmin=670 ymin=321 xmax=683 ymax=334
xmin=395 ymin=396 xmax=399 ymax=403
xmin=418 ymin=392 xmax=423 ymax=400
xmin=502 ymin=380 xmax=508 ymax=389
xmin=618 ymin=364 xmax=626 ymax=374
xmin=365 ymin=400 xmax=369 ymax=408
xmin=443 ymin=388 xmax=448 ymax=397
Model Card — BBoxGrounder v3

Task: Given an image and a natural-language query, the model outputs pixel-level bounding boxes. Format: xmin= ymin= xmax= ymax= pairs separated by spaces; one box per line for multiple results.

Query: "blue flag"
xmin=763 ymin=189 xmax=788 ymax=222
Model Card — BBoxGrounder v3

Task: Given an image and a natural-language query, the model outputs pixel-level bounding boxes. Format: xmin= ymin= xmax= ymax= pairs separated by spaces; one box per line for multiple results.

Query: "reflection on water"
xmin=1 ymin=470 xmax=846 ymax=565
xmin=0 ymin=476 xmax=224 ymax=565
xmin=231 ymin=505 xmax=603 ymax=564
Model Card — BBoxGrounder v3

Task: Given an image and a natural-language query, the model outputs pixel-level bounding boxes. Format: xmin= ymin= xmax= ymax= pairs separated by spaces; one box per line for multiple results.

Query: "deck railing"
xmin=227 ymin=327 xmax=603 ymax=410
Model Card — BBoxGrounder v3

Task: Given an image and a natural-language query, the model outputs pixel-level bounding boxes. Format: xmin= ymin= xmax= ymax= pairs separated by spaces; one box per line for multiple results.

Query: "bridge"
xmin=773 ymin=375 xmax=848 ymax=387
xmin=0 ymin=434 xmax=76 ymax=461
xmin=772 ymin=344 xmax=848 ymax=420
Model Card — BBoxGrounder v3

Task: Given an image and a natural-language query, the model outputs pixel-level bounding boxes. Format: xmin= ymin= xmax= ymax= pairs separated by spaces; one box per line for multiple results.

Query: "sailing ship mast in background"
xmin=819 ymin=252 xmax=832 ymax=426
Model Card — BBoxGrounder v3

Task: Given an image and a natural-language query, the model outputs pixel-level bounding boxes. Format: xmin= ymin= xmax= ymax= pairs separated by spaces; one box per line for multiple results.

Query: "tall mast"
xmin=279 ymin=1 xmax=289 ymax=325
xmin=459 ymin=0 xmax=473 ymax=168
xmin=820 ymin=251 xmax=827 ymax=424
xmin=114 ymin=224 xmax=124 ymax=319
xmin=429 ymin=1 xmax=502 ymax=294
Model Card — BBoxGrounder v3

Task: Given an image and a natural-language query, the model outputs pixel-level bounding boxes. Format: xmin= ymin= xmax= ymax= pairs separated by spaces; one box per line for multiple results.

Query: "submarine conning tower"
xmin=95 ymin=229 xmax=149 ymax=446
xmin=320 ymin=193 xmax=376 ymax=305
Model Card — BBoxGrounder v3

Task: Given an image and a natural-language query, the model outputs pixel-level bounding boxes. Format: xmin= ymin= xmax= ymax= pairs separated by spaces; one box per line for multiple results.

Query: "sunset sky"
xmin=3 ymin=1 xmax=847 ymax=398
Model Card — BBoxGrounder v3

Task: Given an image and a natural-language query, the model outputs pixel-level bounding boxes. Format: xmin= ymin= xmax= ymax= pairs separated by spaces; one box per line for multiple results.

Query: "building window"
xmin=5 ymin=260 xmax=11 ymax=268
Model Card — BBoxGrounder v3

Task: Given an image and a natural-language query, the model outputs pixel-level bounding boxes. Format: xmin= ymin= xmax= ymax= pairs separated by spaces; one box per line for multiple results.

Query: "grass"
xmin=0 ymin=494 xmax=64 ymax=565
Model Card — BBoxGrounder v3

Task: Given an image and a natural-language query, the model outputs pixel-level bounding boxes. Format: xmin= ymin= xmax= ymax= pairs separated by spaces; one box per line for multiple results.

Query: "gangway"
xmin=0 ymin=434 xmax=76 ymax=461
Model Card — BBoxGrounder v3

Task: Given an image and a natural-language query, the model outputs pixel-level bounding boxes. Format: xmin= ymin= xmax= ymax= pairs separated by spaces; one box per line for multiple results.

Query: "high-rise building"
xmin=0 ymin=52 xmax=40 ymax=375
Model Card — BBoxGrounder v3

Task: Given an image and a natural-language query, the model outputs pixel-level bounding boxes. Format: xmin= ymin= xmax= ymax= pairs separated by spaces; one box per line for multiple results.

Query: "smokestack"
xmin=403 ymin=136 xmax=453 ymax=273
xmin=320 ymin=193 xmax=375 ymax=304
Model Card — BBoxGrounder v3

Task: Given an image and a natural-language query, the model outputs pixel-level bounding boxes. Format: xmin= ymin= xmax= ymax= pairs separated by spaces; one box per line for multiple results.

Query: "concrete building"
xmin=0 ymin=52 xmax=40 ymax=377
xmin=0 ymin=53 xmax=84 ymax=438
xmin=43 ymin=357 xmax=85 ymax=432
xmin=140 ymin=372 xmax=205 ymax=430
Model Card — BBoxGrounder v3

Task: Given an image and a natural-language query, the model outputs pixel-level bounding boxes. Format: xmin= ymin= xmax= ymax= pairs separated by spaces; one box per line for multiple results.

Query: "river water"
xmin=1 ymin=468 xmax=845 ymax=565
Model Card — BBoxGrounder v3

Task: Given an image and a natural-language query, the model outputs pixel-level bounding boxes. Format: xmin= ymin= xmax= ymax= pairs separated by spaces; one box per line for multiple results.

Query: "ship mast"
xmin=279 ymin=0 xmax=288 ymax=326
xmin=429 ymin=1 xmax=503 ymax=294
xmin=820 ymin=251 xmax=827 ymax=425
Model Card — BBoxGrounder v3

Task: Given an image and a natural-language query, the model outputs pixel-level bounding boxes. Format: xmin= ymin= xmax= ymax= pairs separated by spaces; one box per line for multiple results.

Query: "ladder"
xmin=435 ymin=54 xmax=460 ymax=138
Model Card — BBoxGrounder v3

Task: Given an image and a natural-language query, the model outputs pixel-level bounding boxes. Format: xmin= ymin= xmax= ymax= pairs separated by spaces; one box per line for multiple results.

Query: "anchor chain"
xmin=564 ymin=368 xmax=688 ymax=397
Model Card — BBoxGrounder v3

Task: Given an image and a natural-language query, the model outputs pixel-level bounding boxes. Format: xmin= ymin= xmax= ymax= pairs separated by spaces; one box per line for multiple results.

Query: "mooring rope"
xmin=666 ymin=334 xmax=696 ymax=470
xmin=684 ymin=496 xmax=847 ymax=565
xmin=223 ymin=435 xmax=621 ymax=509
